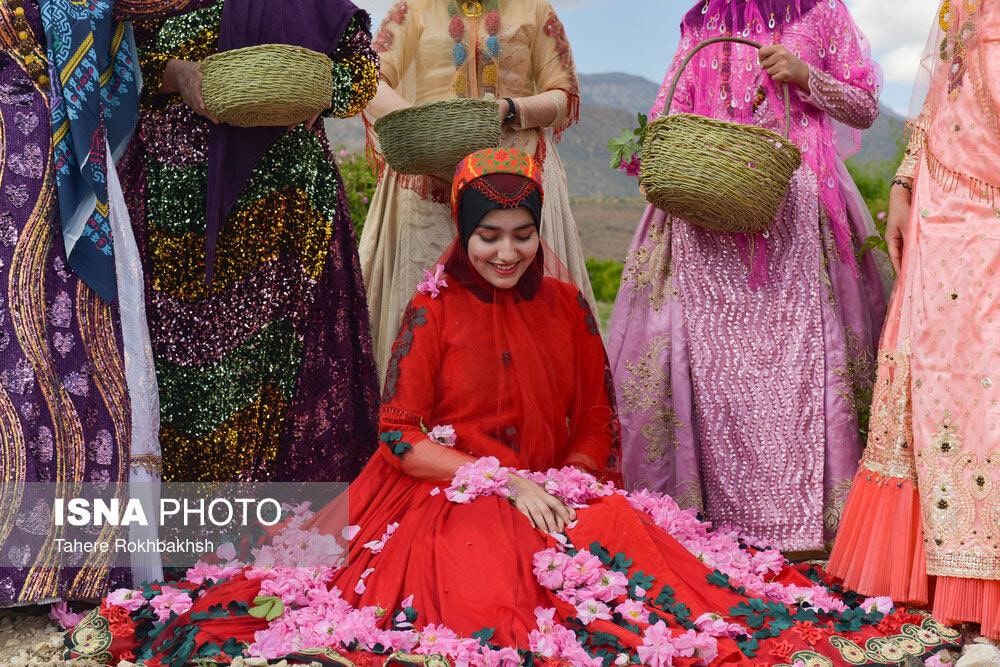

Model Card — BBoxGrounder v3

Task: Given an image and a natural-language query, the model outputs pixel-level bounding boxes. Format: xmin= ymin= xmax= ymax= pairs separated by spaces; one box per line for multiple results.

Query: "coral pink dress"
xmin=828 ymin=0 xmax=1000 ymax=641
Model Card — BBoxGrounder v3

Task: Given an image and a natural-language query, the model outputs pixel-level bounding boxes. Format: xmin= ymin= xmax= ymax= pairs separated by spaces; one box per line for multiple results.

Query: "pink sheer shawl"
xmin=652 ymin=0 xmax=882 ymax=284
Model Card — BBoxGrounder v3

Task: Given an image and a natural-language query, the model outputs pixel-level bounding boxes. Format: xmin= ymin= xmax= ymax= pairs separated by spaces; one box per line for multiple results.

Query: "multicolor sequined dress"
xmin=119 ymin=1 xmax=380 ymax=482
xmin=0 ymin=0 xmax=131 ymax=605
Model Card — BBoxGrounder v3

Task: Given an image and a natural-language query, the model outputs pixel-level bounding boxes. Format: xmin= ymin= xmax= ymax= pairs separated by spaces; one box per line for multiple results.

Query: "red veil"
xmin=381 ymin=147 xmax=622 ymax=481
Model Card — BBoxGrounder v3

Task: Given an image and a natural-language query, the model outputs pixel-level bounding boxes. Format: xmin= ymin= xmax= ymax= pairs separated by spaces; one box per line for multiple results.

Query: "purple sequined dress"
xmin=0 ymin=1 xmax=131 ymax=605
xmin=608 ymin=0 xmax=889 ymax=552
xmin=117 ymin=0 xmax=380 ymax=482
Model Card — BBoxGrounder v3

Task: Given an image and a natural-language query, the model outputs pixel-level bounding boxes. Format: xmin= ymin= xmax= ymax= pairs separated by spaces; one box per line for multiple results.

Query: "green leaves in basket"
xmin=607 ymin=113 xmax=649 ymax=170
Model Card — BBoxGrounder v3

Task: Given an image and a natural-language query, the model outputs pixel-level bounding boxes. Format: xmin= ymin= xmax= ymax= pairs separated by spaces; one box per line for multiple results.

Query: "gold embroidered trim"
xmin=924 ymin=140 xmax=999 ymax=208
xmin=859 ymin=349 xmax=916 ymax=481
xmin=618 ymin=336 xmax=682 ymax=463
xmin=70 ymin=284 xmax=130 ymax=599
xmin=622 ymin=220 xmax=671 ymax=312
xmin=130 ymin=454 xmax=163 ymax=476
xmin=67 ymin=608 xmax=113 ymax=664
xmin=925 ymin=550 xmax=1000 ymax=579
xmin=0 ymin=110 xmax=26 ymax=550
xmin=823 ymin=478 xmax=853 ymax=534
xmin=918 ymin=409 xmax=999 ymax=579
xmin=9 ymin=166 xmax=79 ymax=603
xmin=825 ymin=616 xmax=961 ymax=666
xmin=0 ymin=3 xmax=48 ymax=98
xmin=673 ymin=481 xmax=704 ymax=512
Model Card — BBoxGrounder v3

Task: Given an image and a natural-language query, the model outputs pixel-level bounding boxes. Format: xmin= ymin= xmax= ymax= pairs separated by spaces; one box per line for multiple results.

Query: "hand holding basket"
xmin=639 ymin=37 xmax=803 ymax=235
xmin=374 ymin=98 xmax=502 ymax=176
xmin=200 ymin=44 xmax=334 ymax=128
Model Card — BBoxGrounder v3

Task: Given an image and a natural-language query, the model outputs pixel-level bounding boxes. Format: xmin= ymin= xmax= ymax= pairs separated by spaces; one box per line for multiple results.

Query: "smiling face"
xmin=466 ymin=207 xmax=540 ymax=290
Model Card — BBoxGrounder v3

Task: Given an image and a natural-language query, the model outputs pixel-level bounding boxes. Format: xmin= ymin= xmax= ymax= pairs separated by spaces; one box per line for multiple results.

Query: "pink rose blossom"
xmin=474 ymin=646 xmax=521 ymax=666
xmin=561 ymin=551 xmax=603 ymax=590
xmin=574 ymin=599 xmax=612 ymax=625
xmin=671 ymin=628 xmax=718 ymax=663
xmin=694 ymin=612 xmax=744 ymax=638
xmin=749 ymin=548 xmax=784 ymax=576
xmin=638 ymin=621 xmax=677 ymax=667
xmin=527 ymin=606 xmax=601 ymax=666
xmin=692 ymin=632 xmax=719 ymax=664
xmin=619 ymin=154 xmax=641 ymax=177
xmin=415 ymin=623 xmax=461 ymax=656
xmin=48 ymin=601 xmax=84 ymax=630
xmin=215 ymin=542 xmax=237 ymax=561
xmin=248 ymin=627 xmax=294 ymax=659
xmin=416 ymin=264 xmax=448 ymax=298
xmin=256 ymin=566 xmax=335 ymax=606
xmin=374 ymin=628 xmax=420 ymax=652
xmin=428 ymin=424 xmax=457 ymax=447
xmin=519 ymin=466 xmax=614 ymax=507
xmin=581 ymin=568 xmax=628 ymax=603
xmin=149 ymin=586 xmax=193 ymax=622
xmin=446 ymin=457 xmax=513 ymax=504
xmin=924 ymin=653 xmax=953 ymax=667
xmin=532 ymin=549 xmax=569 ymax=590
xmin=185 ymin=560 xmax=243 ymax=585
xmin=106 ymin=588 xmax=147 ymax=612
xmin=615 ymin=599 xmax=646 ymax=623
xmin=809 ymin=586 xmax=848 ymax=614
xmin=860 ymin=596 xmax=894 ymax=614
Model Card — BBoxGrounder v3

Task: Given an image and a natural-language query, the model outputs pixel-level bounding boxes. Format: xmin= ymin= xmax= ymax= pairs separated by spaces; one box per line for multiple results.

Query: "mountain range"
xmin=326 ymin=72 xmax=905 ymax=198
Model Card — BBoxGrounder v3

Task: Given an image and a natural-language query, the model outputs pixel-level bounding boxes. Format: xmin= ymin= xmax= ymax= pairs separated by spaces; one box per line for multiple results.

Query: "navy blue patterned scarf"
xmin=39 ymin=0 xmax=140 ymax=302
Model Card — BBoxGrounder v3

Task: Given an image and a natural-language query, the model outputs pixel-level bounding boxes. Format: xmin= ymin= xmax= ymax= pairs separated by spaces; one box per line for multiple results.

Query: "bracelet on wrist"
xmin=890 ymin=178 xmax=913 ymax=193
xmin=502 ymin=97 xmax=517 ymax=125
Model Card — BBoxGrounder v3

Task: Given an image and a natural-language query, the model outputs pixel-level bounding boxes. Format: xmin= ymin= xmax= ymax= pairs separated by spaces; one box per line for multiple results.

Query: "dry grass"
xmin=571 ymin=196 xmax=648 ymax=262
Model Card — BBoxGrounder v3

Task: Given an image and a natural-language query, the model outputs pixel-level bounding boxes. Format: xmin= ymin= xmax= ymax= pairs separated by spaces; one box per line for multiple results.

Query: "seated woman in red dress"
xmin=66 ymin=149 xmax=962 ymax=666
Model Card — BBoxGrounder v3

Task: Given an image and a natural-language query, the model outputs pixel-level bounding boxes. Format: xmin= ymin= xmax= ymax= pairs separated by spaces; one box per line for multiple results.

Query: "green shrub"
xmin=846 ymin=138 xmax=905 ymax=259
xmin=586 ymin=257 xmax=624 ymax=303
xmin=335 ymin=148 xmax=377 ymax=240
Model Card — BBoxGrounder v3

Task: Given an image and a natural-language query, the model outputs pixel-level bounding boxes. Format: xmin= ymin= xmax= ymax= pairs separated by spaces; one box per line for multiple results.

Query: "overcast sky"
xmin=357 ymin=0 xmax=939 ymax=114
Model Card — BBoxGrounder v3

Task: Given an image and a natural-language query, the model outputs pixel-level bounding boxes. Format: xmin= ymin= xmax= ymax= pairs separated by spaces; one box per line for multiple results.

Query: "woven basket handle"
xmin=663 ymin=36 xmax=793 ymax=139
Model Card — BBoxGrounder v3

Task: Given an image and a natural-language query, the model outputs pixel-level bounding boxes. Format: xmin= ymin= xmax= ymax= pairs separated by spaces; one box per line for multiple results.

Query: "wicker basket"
xmin=200 ymin=44 xmax=333 ymax=128
xmin=639 ymin=37 xmax=802 ymax=234
xmin=374 ymin=98 xmax=501 ymax=175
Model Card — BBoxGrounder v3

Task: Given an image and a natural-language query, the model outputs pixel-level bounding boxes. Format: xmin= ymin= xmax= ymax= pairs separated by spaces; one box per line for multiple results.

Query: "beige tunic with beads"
xmin=360 ymin=0 xmax=596 ymax=380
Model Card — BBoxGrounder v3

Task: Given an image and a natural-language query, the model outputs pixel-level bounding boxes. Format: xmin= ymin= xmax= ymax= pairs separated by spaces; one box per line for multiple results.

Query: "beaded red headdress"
xmin=450 ymin=147 xmax=543 ymax=223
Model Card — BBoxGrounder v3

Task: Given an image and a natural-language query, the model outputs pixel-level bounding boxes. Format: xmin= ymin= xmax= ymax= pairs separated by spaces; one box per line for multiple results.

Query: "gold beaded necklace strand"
xmin=5 ymin=0 xmax=50 ymax=89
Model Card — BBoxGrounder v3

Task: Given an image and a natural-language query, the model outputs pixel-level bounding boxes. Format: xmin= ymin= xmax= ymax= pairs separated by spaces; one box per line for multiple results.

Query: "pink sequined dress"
xmin=607 ymin=0 xmax=889 ymax=552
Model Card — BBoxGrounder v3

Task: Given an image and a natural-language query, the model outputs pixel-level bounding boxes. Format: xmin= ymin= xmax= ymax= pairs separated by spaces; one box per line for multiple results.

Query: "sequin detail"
xmin=128 ymin=2 xmax=380 ymax=482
